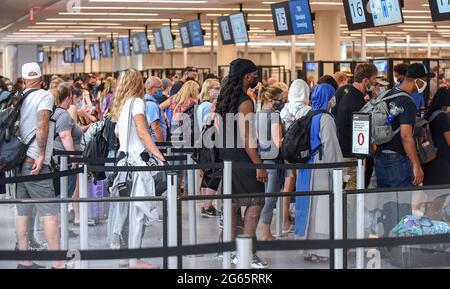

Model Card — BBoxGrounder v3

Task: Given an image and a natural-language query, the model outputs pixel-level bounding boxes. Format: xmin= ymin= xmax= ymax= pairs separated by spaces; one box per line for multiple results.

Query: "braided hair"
xmin=215 ymin=74 xmax=245 ymax=117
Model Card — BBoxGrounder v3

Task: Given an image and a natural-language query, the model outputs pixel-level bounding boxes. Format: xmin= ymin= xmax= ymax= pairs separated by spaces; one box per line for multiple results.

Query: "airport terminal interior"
xmin=0 ymin=0 xmax=450 ymax=270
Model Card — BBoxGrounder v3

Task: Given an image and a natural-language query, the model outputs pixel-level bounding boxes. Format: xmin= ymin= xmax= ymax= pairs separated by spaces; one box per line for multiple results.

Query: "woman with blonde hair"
xmin=196 ymin=78 xmax=221 ymax=217
xmin=96 ymin=76 xmax=115 ymax=121
xmin=109 ymin=69 xmax=167 ymax=269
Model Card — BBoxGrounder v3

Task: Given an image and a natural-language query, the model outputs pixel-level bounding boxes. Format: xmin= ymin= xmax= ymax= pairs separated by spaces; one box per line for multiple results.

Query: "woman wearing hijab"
xmin=280 ymin=79 xmax=312 ymax=233
xmin=423 ymin=88 xmax=450 ymax=185
xmin=294 ymin=83 xmax=344 ymax=263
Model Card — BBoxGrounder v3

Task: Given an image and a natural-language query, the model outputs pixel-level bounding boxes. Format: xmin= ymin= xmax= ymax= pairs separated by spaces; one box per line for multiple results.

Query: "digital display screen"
xmin=189 ymin=20 xmax=204 ymax=47
xmin=343 ymin=0 xmax=403 ymax=30
xmin=74 ymin=44 xmax=85 ymax=63
xmin=370 ymin=0 xmax=403 ymax=27
xmin=117 ymin=37 xmax=131 ymax=56
xmin=153 ymin=29 xmax=164 ymax=51
xmin=289 ymin=0 xmax=314 ymax=35
xmin=374 ymin=60 xmax=388 ymax=73
xmin=179 ymin=22 xmax=191 ymax=48
xmin=429 ymin=0 xmax=450 ymax=22
xmin=101 ymin=40 xmax=112 ymax=58
xmin=229 ymin=13 xmax=249 ymax=44
xmin=90 ymin=43 xmax=100 ymax=60
xmin=161 ymin=26 xmax=175 ymax=51
xmin=131 ymin=32 xmax=149 ymax=55
xmin=218 ymin=16 xmax=235 ymax=45
xmin=38 ymin=51 xmax=44 ymax=63
xmin=63 ymin=48 xmax=73 ymax=63
xmin=306 ymin=62 xmax=319 ymax=71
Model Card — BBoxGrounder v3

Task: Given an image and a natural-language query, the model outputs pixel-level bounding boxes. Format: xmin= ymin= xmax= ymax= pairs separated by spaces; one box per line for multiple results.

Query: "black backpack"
xmin=192 ymin=120 xmax=222 ymax=178
xmin=83 ymin=122 xmax=108 ymax=181
xmin=281 ymin=110 xmax=331 ymax=163
xmin=0 ymin=89 xmax=39 ymax=172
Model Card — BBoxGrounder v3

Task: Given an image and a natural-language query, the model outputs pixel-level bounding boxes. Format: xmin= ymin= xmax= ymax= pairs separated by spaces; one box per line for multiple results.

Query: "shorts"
xmin=201 ymin=174 xmax=221 ymax=191
xmin=16 ymin=163 xmax=59 ymax=217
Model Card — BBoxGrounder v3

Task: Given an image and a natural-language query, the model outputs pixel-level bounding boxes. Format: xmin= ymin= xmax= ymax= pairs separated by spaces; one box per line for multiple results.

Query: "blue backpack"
xmin=391 ymin=215 xmax=450 ymax=237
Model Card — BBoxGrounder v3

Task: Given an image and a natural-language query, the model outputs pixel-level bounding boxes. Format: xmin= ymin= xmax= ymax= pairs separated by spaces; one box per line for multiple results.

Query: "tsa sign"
xmin=352 ymin=113 xmax=371 ymax=157
xmin=437 ymin=0 xmax=450 ymax=13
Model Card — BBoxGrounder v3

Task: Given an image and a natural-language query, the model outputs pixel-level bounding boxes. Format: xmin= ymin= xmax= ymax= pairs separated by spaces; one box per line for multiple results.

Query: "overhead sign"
xmin=343 ymin=0 xmax=404 ymax=31
xmin=352 ymin=113 xmax=371 ymax=157
xmin=218 ymin=16 xmax=234 ymax=45
xmin=271 ymin=0 xmax=314 ymax=36
xmin=429 ymin=0 xmax=450 ymax=22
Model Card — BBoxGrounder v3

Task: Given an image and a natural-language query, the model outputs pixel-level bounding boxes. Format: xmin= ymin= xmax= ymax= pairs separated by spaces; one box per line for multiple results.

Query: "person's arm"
xmin=160 ymin=98 xmax=171 ymax=111
xmin=134 ymin=114 xmax=166 ymax=162
xmin=444 ymin=131 xmax=450 ymax=147
xmin=400 ymin=124 xmax=424 ymax=186
xmin=150 ymin=121 xmax=164 ymax=143
xmin=238 ymin=100 xmax=268 ymax=183
xmin=59 ymin=130 xmax=76 ymax=152
xmin=31 ymin=110 xmax=51 ymax=174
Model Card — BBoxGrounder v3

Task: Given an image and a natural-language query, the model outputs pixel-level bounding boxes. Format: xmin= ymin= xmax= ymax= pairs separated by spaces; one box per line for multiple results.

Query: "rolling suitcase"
xmin=88 ymin=180 xmax=109 ymax=224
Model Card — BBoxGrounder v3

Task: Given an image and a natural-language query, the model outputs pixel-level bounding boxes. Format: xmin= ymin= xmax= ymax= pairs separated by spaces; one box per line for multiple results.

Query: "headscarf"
xmin=425 ymin=87 xmax=450 ymax=119
xmin=311 ymin=83 xmax=336 ymax=111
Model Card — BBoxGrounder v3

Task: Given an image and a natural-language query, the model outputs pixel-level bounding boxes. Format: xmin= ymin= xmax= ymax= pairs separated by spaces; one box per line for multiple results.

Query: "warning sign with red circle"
xmin=352 ymin=113 xmax=371 ymax=157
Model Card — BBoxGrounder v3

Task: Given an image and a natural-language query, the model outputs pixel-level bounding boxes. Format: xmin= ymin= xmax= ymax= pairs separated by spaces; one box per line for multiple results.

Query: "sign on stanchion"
xmin=352 ymin=112 xmax=371 ymax=269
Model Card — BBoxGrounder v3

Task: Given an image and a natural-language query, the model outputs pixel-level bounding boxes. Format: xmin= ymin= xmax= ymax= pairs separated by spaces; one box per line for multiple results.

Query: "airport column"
xmin=314 ymin=10 xmax=341 ymax=61
xmin=217 ymin=32 xmax=237 ymax=68
xmin=3 ymin=44 xmax=39 ymax=80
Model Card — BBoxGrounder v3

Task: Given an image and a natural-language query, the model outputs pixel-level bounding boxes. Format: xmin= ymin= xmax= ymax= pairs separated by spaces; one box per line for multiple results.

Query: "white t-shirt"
xmin=115 ymin=98 xmax=146 ymax=155
xmin=19 ymin=89 xmax=55 ymax=165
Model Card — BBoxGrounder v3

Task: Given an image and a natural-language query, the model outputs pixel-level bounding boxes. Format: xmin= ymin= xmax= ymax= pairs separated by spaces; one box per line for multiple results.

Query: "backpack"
xmin=414 ymin=115 xmax=438 ymax=165
xmin=360 ymin=90 xmax=412 ymax=145
xmin=0 ymin=89 xmax=39 ymax=172
xmin=80 ymin=120 xmax=105 ymax=151
xmin=83 ymin=122 xmax=108 ymax=181
xmin=281 ymin=109 xmax=330 ymax=163
xmin=192 ymin=120 xmax=222 ymax=178
xmin=178 ymin=104 xmax=197 ymax=147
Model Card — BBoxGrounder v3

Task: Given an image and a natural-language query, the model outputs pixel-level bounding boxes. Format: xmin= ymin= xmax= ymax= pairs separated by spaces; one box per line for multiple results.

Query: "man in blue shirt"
xmin=395 ymin=63 xmax=425 ymax=113
xmin=144 ymin=76 xmax=167 ymax=142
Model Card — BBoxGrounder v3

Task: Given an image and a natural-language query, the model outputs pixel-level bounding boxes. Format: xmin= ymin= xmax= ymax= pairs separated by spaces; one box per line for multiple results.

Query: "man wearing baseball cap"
xmin=169 ymin=66 xmax=199 ymax=96
xmin=16 ymin=62 xmax=64 ymax=269
xmin=375 ymin=63 xmax=435 ymax=189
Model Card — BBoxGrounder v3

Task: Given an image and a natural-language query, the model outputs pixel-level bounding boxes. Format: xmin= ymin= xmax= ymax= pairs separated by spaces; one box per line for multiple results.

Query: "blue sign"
xmin=289 ymin=0 xmax=314 ymax=35
xmin=189 ymin=20 xmax=204 ymax=47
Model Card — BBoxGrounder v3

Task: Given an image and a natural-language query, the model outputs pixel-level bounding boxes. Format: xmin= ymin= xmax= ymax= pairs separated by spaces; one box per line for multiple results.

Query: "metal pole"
xmin=210 ymin=19 xmax=214 ymax=72
xmin=187 ymin=154 xmax=197 ymax=245
xmin=333 ymin=170 xmax=344 ymax=269
xmin=406 ymin=35 xmax=411 ymax=58
xmin=236 ymin=235 xmax=253 ymax=269
xmin=79 ymin=165 xmax=89 ymax=269
xmin=291 ymin=35 xmax=296 ymax=83
xmin=356 ymin=158 xmax=365 ymax=269
xmin=384 ymin=37 xmax=388 ymax=58
xmin=183 ymin=48 xmax=188 ymax=68
xmin=275 ymin=196 xmax=283 ymax=237
xmin=244 ymin=42 xmax=249 ymax=59
xmin=60 ymin=156 xmax=69 ymax=250
xmin=167 ymin=172 xmax=178 ymax=269
xmin=222 ymin=161 xmax=232 ymax=269
xmin=427 ymin=32 xmax=432 ymax=59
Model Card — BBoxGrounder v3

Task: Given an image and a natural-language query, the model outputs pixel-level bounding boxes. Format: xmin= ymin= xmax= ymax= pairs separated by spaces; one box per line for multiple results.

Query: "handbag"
xmin=117 ymin=98 xmax=136 ymax=198
xmin=147 ymin=155 xmax=167 ymax=196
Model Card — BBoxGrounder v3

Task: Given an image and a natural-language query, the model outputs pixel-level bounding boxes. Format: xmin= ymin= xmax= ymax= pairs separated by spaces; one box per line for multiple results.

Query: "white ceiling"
xmin=0 ymin=0 xmax=448 ymax=48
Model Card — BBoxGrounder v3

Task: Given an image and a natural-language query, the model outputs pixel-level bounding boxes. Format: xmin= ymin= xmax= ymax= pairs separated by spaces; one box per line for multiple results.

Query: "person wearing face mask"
xmin=395 ymin=63 xmax=425 ymax=114
xmin=170 ymin=66 xmax=199 ymax=96
xmin=373 ymin=79 xmax=390 ymax=99
xmin=376 ymin=63 xmax=435 ymax=189
xmin=144 ymin=76 xmax=167 ymax=143
xmin=335 ymin=63 xmax=378 ymax=190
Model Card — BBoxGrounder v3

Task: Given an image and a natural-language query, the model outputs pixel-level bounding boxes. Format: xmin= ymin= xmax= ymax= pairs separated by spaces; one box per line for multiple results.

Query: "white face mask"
xmin=366 ymin=84 xmax=375 ymax=92
xmin=415 ymin=79 xmax=427 ymax=94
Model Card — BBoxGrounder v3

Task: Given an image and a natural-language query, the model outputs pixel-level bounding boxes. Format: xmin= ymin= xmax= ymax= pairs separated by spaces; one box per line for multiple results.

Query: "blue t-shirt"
xmin=0 ymin=90 xmax=10 ymax=102
xmin=144 ymin=94 xmax=167 ymax=142
xmin=411 ymin=92 xmax=424 ymax=112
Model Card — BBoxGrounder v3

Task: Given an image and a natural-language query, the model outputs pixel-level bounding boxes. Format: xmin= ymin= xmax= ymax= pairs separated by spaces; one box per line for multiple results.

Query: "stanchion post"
xmin=79 ymin=164 xmax=89 ymax=269
xmin=333 ymin=169 xmax=344 ymax=269
xmin=187 ymin=154 xmax=197 ymax=245
xmin=276 ymin=196 xmax=283 ymax=237
xmin=60 ymin=156 xmax=69 ymax=251
xmin=167 ymin=172 xmax=178 ymax=269
xmin=356 ymin=158 xmax=365 ymax=269
xmin=236 ymin=235 xmax=253 ymax=269
xmin=223 ymin=161 xmax=232 ymax=269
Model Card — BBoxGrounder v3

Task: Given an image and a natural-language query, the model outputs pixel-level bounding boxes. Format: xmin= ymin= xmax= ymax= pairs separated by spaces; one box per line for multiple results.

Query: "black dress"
xmin=220 ymin=91 xmax=265 ymax=206
xmin=423 ymin=112 xmax=450 ymax=185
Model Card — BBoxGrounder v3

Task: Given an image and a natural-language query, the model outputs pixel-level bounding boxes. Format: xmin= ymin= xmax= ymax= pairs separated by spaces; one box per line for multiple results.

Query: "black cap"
xmin=184 ymin=66 xmax=198 ymax=73
xmin=406 ymin=63 xmax=436 ymax=79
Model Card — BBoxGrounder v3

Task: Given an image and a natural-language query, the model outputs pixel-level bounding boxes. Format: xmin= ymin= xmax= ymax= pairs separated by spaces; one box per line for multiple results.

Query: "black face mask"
xmin=272 ymin=100 xmax=285 ymax=112
xmin=186 ymin=77 xmax=196 ymax=82
xmin=250 ymin=76 xmax=259 ymax=89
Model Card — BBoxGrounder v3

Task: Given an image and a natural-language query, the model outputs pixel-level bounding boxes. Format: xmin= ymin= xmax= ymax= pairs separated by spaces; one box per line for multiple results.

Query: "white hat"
xmin=376 ymin=79 xmax=389 ymax=86
xmin=22 ymin=62 xmax=42 ymax=80
xmin=340 ymin=66 xmax=353 ymax=76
